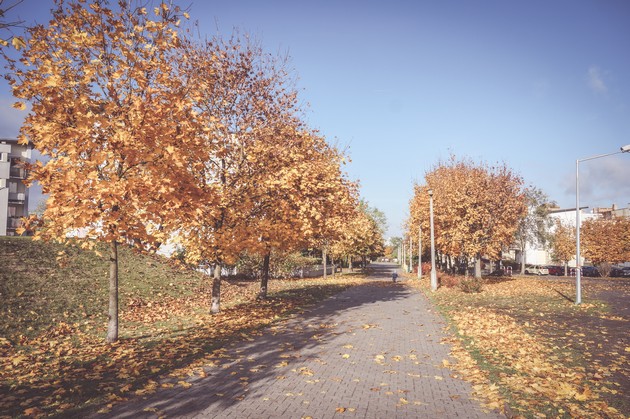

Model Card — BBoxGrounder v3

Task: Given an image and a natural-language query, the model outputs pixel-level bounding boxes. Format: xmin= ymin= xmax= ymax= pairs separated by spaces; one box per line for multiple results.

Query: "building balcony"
xmin=7 ymin=217 xmax=22 ymax=228
xmin=9 ymin=167 xmax=27 ymax=179
xmin=8 ymin=192 xmax=26 ymax=202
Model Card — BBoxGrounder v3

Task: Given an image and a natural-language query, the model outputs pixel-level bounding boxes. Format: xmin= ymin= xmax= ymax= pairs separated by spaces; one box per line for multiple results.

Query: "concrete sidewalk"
xmin=100 ymin=266 xmax=504 ymax=418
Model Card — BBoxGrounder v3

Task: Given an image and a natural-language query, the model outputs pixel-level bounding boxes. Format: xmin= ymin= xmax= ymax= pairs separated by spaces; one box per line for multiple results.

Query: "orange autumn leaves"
xmin=407 ymin=155 xmax=526 ymax=271
xmin=3 ymin=1 xmax=367 ymax=333
xmin=6 ymin=1 xmax=201 ymax=250
xmin=581 ymin=217 xmax=630 ymax=265
xmin=427 ymin=278 xmax=627 ymax=418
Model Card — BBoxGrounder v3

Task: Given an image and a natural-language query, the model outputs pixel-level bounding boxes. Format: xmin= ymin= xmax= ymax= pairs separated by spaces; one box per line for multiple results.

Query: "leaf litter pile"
xmin=411 ymin=275 xmax=629 ymax=418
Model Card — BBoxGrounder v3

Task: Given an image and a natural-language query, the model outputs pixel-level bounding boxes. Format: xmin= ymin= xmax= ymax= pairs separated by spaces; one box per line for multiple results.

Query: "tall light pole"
xmin=429 ymin=188 xmax=437 ymax=291
xmin=575 ymin=144 xmax=630 ymax=304
xmin=417 ymin=224 xmax=422 ymax=279
xmin=409 ymin=236 xmax=413 ymax=273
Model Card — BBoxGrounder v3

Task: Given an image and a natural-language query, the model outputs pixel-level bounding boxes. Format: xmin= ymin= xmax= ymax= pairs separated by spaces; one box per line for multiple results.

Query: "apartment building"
xmin=0 ymin=138 xmax=33 ymax=236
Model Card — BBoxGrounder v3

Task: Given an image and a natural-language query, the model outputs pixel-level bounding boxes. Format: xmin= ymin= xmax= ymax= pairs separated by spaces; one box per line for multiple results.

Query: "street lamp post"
xmin=429 ymin=188 xmax=437 ymax=291
xmin=575 ymin=144 xmax=630 ymax=305
xmin=417 ymin=224 xmax=422 ymax=280
xmin=409 ymin=236 xmax=413 ymax=273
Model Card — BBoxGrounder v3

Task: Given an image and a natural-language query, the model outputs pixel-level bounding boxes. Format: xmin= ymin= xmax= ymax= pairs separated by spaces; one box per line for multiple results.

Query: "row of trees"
xmin=551 ymin=217 xmax=630 ymax=275
xmin=407 ymin=155 xmax=527 ymax=278
xmin=2 ymin=1 xmax=384 ymax=342
xmin=406 ymin=154 xmax=629 ymax=279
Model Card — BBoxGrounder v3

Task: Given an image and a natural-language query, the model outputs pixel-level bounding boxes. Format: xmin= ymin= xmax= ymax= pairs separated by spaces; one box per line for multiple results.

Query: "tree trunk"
xmin=211 ymin=263 xmax=221 ymax=314
xmin=106 ymin=240 xmax=119 ymax=343
xmin=520 ymin=245 xmax=526 ymax=275
xmin=474 ymin=254 xmax=482 ymax=278
xmin=258 ymin=252 xmax=270 ymax=300
xmin=323 ymin=247 xmax=327 ymax=279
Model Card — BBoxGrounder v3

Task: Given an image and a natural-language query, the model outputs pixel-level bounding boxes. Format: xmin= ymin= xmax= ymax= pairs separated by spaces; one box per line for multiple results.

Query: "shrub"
xmin=439 ymin=274 xmax=461 ymax=288
xmin=459 ymin=278 xmax=483 ymax=293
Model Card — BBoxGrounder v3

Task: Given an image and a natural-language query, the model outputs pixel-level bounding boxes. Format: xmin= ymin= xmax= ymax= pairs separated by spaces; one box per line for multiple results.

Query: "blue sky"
xmin=2 ymin=0 xmax=630 ymax=238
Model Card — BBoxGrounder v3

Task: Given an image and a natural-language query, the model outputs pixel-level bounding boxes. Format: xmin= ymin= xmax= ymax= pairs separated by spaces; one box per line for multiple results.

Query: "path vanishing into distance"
xmin=98 ymin=263 xmax=504 ymax=418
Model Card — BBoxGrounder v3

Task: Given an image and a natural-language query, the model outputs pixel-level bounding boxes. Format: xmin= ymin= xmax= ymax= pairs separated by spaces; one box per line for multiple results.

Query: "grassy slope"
xmin=0 ymin=237 xmax=363 ymax=417
xmin=1 ymin=236 xmax=207 ymax=341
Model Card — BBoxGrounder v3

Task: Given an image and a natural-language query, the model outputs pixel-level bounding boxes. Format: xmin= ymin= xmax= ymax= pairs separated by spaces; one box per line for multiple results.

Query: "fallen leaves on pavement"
xmin=0 ymin=276 xmax=364 ymax=417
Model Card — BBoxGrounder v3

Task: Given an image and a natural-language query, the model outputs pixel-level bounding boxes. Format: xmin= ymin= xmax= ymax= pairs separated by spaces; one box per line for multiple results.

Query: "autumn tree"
xmin=5 ymin=1 xmax=201 ymax=342
xmin=581 ymin=217 xmax=630 ymax=275
xmin=329 ymin=200 xmax=385 ymax=270
xmin=387 ymin=236 xmax=402 ymax=260
xmin=0 ymin=0 xmax=25 ymax=50
xmin=174 ymin=34 xmax=348 ymax=309
xmin=514 ymin=187 xmax=554 ymax=274
xmin=550 ymin=219 xmax=575 ymax=275
xmin=408 ymin=155 xmax=527 ymax=279
xmin=247 ymin=130 xmax=358 ymax=298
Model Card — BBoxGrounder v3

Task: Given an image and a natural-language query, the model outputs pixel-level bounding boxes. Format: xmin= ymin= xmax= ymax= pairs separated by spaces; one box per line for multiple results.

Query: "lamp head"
xmin=428 ymin=188 xmax=433 ymax=197
xmin=621 ymin=144 xmax=630 ymax=153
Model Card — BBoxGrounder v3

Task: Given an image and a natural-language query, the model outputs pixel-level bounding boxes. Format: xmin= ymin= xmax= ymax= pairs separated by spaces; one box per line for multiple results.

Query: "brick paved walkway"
xmin=100 ymin=263 xmax=504 ymax=418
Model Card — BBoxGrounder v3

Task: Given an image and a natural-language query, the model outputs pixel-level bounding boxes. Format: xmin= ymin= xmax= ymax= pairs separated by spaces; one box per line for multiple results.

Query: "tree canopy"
xmin=4 ymin=0 xmax=365 ymax=339
xmin=407 ymin=155 xmax=526 ymax=278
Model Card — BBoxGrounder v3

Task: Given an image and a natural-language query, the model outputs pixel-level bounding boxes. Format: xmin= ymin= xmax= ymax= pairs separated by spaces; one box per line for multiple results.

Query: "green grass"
xmin=410 ymin=274 xmax=628 ymax=418
xmin=1 ymin=237 xmax=367 ymax=417
xmin=0 ymin=237 xmax=208 ymax=341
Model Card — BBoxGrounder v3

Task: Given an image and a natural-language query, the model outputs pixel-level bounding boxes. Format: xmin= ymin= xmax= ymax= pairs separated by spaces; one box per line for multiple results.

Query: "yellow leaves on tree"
xmin=581 ymin=217 xmax=630 ymax=266
xmin=170 ymin=33 xmax=358 ymax=310
xmin=550 ymin=219 xmax=575 ymax=273
xmin=407 ymin=155 xmax=526 ymax=278
xmin=4 ymin=0 xmax=200 ymax=342
xmin=329 ymin=200 xmax=386 ymax=267
xmin=4 ymin=0 xmax=362 ymax=332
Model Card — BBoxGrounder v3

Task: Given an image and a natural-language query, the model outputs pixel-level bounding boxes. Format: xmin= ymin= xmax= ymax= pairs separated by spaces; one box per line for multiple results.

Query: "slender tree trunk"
xmin=258 ymin=252 xmax=270 ymax=300
xmin=211 ymin=263 xmax=221 ymax=314
xmin=474 ymin=254 xmax=482 ymax=278
xmin=106 ymin=240 xmax=119 ymax=343
xmin=323 ymin=247 xmax=327 ymax=279
xmin=520 ymin=244 xmax=526 ymax=275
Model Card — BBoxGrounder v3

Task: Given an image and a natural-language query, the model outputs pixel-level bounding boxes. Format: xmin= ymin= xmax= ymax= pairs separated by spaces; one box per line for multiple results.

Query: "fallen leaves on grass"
xmin=0 ymin=276 xmax=365 ymax=417
xmin=424 ymin=277 xmax=627 ymax=418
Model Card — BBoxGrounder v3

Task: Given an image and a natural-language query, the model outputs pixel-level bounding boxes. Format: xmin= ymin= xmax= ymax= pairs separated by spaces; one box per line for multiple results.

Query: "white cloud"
xmin=587 ymin=66 xmax=608 ymax=94
xmin=563 ymin=156 xmax=630 ymax=209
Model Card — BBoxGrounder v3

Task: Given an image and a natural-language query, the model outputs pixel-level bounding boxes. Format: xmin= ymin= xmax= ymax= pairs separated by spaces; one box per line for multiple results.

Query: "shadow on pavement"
xmin=97 ymin=264 xmax=412 ymax=418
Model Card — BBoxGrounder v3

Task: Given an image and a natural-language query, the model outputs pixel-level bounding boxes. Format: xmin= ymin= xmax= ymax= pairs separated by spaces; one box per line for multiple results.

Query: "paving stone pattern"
xmin=100 ymin=264 xmax=504 ymax=419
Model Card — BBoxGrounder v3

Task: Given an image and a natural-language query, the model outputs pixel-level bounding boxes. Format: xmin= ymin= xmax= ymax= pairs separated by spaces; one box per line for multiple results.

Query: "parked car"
xmin=488 ymin=268 xmax=512 ymax=277
xmin=525 ymin=265 xmax=549 ymax=275
xmin=545 ymin=265 xmax=564 ymax=276
xmin=581 ymin=266 xmax=600 ymax=277
xmin=610 ymin=266 xmax=630 ymax=278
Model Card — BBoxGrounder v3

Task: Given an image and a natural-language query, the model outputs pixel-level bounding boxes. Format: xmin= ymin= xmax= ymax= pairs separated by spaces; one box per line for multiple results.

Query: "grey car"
xmin=525 ymin=265 xmax=549 ymax=275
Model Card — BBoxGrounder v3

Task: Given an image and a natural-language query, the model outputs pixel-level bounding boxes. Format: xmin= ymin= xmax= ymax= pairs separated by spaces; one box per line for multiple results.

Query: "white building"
xmin=0 ymin=138 xmax=33 ymax=236
xmin=522 ymin=207 xmax=601 ymax=267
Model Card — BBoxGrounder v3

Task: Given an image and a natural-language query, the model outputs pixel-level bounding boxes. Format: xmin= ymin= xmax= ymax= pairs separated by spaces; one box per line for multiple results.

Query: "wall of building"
xmin=0 ymin=139 xmax=32 ymax=236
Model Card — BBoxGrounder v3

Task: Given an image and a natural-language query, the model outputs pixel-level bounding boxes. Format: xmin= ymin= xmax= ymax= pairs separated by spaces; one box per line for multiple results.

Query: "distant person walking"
xmin=392 ymin=271 xmax=398 ymax=282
